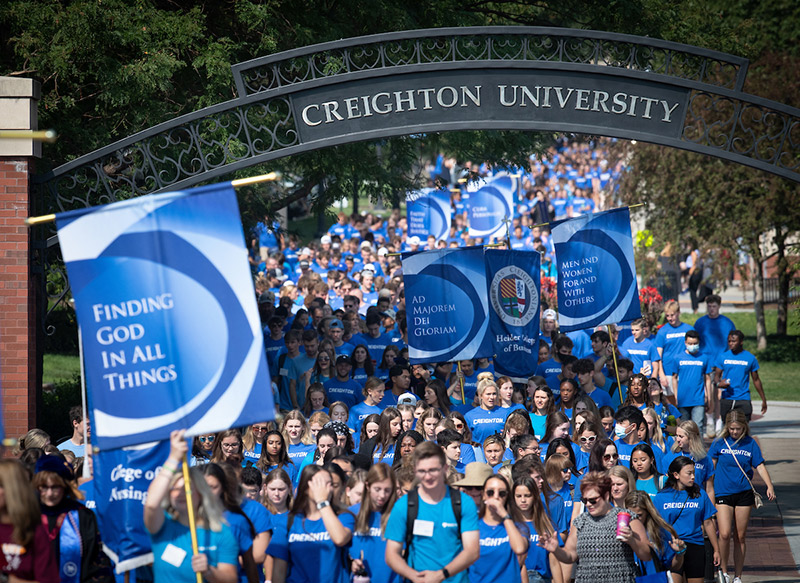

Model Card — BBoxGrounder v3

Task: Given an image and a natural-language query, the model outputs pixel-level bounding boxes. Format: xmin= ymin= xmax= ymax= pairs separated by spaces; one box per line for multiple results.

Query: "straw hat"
xmin=451 ymin=462 xmax=493 ymax=488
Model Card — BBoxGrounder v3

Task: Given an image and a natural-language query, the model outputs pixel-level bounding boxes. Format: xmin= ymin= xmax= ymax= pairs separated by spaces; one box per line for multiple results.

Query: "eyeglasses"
xmin=581 ymin=496 xmax=601 ymax=506
xmin=416 ymin=467 xmax=443 ymax=477
xmin=603 ymin=453 xmax=619 ymax=461
xmin=198 ymin=436 xmax=214 ymax=443
xmin=580 ymin=435 xmax=597 ymax=444
xmin=486 ymin=489 xmax=508 ymax=498
xmin=319 ymin=355 xmax=330 ymax=361
xmin=221 ymin=442 xmax=240 ymax=450
xmin=38 ymin=485 xmax=64 ymax=493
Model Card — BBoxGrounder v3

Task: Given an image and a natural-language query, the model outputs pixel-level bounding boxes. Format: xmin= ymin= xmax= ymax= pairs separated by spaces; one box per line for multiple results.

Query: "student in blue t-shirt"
xmin=385 ymin=443 xmax=480 ymax=583
xmin=511 ymin=476 xmax=572 ymax=583
xmin=324 ymin=355 xmax=363 ymax=409
xmin=465 ymin=383 xmax=506 ymax=444
xmin=448 ymin=360 xmax=480 ymax=405
xmin=468 ymin=474 xmax=529 ymax=583
xmin=145 ymin=430 xmax=239 ymax=583
xmin=347 ymin=377 xmax=386 ymax=435
xmin=654 ymin=300 xmax=695 ymax=398
xmin=339 ymin=463 xmax=400 ymax=583
xmin=713 ymin=330 xmax=767 ymax=421
xmin=624 ymin=490 xmax=686 ymax=577
xmin=674 ymin=330 xmax=712 ymax=431
xmin=619 ymin=317 xmax=659 ymax=375
xmin=662 ymin=420 xmax=715 ymax=493
xmin=268 ymin=465 xmax=353 ymax=583
xmin=654 ymin=456 xmax=721 ymax=583
xmin=708 ymin=410 xmax=776 ymax=583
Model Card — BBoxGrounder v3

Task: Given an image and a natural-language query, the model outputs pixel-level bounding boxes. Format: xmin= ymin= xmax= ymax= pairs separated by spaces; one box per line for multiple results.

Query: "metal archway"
xmin=33 ymin=26 xmax=800 ymax=322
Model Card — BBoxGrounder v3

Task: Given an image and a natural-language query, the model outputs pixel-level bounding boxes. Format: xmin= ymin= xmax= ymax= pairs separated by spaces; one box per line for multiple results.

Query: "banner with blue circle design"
xmin=55 ymin=182 xmax=273 ymax=450
xmin=485 ymin=249 xmax=541 ymax=377
xmin=406 ymin=187 xmax=451 ymax=241
xmin=550 ymin=207 xmax=642 ymax=332
xmin=466 ymin=176 xmax=515 ymax=240
xmin=402 ymin=246 xmax=492 ymax=364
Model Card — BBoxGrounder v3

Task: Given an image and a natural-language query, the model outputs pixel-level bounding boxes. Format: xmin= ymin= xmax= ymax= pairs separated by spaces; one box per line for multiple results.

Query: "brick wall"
xmin=0 ymin=158 xmax=37 ymax=440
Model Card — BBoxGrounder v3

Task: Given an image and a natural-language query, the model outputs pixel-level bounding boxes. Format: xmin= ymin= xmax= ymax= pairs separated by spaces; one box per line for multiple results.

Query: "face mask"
xmin=686 ymin=344 xmax=700 ymax=354
xmin=614 ymin=424 xmax=628 ymax=439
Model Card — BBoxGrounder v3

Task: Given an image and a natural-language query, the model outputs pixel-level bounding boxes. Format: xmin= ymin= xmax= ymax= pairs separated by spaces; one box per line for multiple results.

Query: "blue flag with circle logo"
xmin=466 ymin=177 xmax=514 ymax=240
xmin=402 ymin=246 xmax=492 ymax=364
xmin=550 ymin=207 xmax=641 ymax=332
xmin=406 ymin=187 xmax=451 ymax=241
xmin=485 ymin=249 xmax=541 ymax=377
xmin=55 ymin=182 xmax=273 ymax=450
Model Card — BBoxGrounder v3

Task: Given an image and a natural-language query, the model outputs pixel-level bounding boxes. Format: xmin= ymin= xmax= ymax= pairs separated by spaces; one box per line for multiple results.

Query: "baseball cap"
xmin=542 ymin=309 xmax=557 ymax=321
xmin=328 ymin=318 xmax=344 ymax=329
xmin=321 ymin=235 xmax=332 ymax=244
xmin=336 ymin=354 xmax=351 ymax=365
xmin=378 ymin=247 xmax=389 ymax=257
xmin=381 ymin=309 xmax=397 ymax=321
xmin=397 ymin=392 xmax=417 ymax=406
xmin=299 ymin=260 xmax=310 ymax=269
xmin=408 ymin=236 xmax=421 ymax=246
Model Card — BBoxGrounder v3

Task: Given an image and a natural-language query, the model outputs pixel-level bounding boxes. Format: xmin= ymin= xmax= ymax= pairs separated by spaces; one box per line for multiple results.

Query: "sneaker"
xmin=732 ymin=577 xmax=742 ymax=583
xmin=715 ymin=418 xmax=724 ymax=434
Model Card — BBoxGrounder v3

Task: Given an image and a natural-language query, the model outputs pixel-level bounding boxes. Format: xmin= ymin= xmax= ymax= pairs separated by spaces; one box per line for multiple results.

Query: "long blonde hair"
xmin=0 ymin=460 xmax=40 ymax=546
xmin=354 ymin=463 xmax=397 ymax=534
xmin=672 ymin=420 xmax=707 ymax=460
xmin=643 ymin=408 xmax=667 ymax=453
xmin=625 ymin=490 xmax=678 ymax=551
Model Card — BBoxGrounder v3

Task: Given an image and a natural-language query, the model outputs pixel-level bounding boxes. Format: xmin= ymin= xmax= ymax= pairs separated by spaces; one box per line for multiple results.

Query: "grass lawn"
xmin=42 ymin=353 xmax=80 ymax=385
xmin=751 ymin=362 xmax=798 ymax=402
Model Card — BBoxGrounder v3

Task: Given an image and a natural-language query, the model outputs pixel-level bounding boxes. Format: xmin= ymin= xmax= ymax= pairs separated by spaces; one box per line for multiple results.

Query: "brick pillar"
xmin=0 ymin=77 xmax=41 ymax=441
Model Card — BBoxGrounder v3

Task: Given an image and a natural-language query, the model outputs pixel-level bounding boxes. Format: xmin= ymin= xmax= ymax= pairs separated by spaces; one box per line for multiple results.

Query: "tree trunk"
xmin=775 ymin=226 xmax=791 ymax=336
xmin=351 ymin=179 xmax=359 ymax=216
xmin=751 ymin=253 xmax=768 ymax=350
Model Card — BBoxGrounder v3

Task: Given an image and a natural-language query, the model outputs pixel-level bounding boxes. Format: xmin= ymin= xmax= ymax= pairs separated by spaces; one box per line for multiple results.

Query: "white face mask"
xmin=614 ymin=424 xmax=629 ymax=439
xmin=686 ymin=343 xmax=700 ymax=354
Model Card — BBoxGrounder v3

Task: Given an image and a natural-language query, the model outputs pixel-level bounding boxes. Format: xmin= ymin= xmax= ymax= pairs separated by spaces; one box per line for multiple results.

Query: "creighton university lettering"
xmin=292 ymin=69 xmax=690 ymax=143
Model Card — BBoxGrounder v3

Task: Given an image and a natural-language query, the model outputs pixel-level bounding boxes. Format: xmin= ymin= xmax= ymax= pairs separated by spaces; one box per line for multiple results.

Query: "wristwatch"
xmin=501 ymin=515 xmax=512 ymax=522
xmin=316 ymin=500 xmax=331 ymax=510
xmin=441 ymin=567 xmax=451 ymax=580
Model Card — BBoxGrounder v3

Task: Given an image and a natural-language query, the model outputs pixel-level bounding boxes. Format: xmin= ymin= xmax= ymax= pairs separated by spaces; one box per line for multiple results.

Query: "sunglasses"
xmin=198 ymin=436 xmax=214 ymax=443
xmin=252 ymin=426 xmax=268 ymax=432
xmin=486 ymin=489 xmax=508 ymax=498
xmin=580 ymin=435 xmax=597 ymax=444
xmin=581 ymin=496 xmax=601 ymax=506
xmin=603 ymin=453 xmax=619 ymax=461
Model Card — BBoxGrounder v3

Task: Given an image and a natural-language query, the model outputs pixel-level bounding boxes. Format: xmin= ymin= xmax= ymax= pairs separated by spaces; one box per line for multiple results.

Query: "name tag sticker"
xmin=161 ymin=543 xmax=187 ymax=568
xmin=413 ymin=519 xmax=434 ymax=537
xmin=279 ymin=368 xmax=289 ymax=376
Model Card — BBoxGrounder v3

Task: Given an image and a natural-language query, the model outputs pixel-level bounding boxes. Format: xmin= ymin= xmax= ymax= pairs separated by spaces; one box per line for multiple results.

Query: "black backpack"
xmin=403 ymin=486 xmax=462 ymax=560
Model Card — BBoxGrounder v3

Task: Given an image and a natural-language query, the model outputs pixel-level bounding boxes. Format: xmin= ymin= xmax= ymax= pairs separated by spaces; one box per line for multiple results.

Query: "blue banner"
xmin=93 ymin=440 xmax=170 ymax=573
xmin=550 ymin=208 xmax=641 ymax=332
xmin=466 ymin=176 xmax=514 ymax=240
xmin=55 ymin=182 xmax=273 ymax=450
xmin=406 ymin=187 xmax=451 ymax=241
xmin=485 ymin=249 xmax=541 ymax=377
xmin=402 ymin=246 xmax=492 ymax=364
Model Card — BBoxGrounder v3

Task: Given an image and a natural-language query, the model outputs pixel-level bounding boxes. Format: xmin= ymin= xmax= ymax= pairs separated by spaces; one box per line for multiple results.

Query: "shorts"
xmin=720 ymin=399 xmax=753 ymax=422
xmin=527 ymin=571 xmax=551 ymax=583
xmin=675 ymin=542 xmax=706 ymax=579
xmin=716 ymin=489 xmax=755 ymax=507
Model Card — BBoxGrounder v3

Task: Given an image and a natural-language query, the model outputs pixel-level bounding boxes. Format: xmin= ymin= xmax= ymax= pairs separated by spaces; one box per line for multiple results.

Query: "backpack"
xmin=403 ymin=486 xmax=462 ymax=560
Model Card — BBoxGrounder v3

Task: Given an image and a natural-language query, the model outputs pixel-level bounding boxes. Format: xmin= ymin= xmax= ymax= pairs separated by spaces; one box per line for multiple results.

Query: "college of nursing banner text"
xmin=402 ymin=247 xmax=540 ymax=371
xmin=466 ymin=174 xmax=515 ymax=239
xmin=55 ymin=182 xmax=273 ymax=450
xmin=550 ymin=207 xmax=641 ymax=332
xmin=406 ymin=187 xmax=451 ymax=241
xmin=485 ymin=249 xmax=541 ymax=377
xmin=93 ymin=440 xmax=171 ymax=572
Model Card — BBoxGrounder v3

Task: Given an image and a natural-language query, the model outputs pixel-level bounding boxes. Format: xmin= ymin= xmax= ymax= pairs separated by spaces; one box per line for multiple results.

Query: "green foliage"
xmin=752 ymin=337 xmax=800 ymax=363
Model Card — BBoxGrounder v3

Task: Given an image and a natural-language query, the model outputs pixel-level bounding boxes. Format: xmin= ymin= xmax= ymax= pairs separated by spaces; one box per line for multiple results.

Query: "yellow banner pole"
xmin=181 ymin=457 xmax=203 ymax=583
xmin=607 ymin=325 xmax=625 ymax=407
xmin=457 ymin=361 xmax=466 ymax=404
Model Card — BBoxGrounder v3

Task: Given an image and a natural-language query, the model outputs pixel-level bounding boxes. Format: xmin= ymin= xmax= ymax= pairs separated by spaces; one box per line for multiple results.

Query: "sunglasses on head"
xmin=198 ymin=436 xmax=214 ymax=443
xmin=603 ymin=453 xmax=619 ymax=461
xmin=581 ymin=495 xmax=601 ymax=505
xmin=486 ymin=489 xmax=508 ymax=498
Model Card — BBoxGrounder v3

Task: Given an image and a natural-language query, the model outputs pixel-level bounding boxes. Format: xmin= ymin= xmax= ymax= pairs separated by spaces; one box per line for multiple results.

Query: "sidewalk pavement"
xmin=728 ymin=401 xmax=800 ymax=583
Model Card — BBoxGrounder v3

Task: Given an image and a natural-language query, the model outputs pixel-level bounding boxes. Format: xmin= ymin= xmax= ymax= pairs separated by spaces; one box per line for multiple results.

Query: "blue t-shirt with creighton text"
xmin=708 ymin=435 xmax=765 ymax=496
xmin=675 ymin=352 xmax=712 ymax=407
xmin=655 ymin=322 xmax=694 ymax=375
xmin=468 ymin=520 xmax=530 ymax=583
xmin=653 ymin=488 xmax=716 ymax=545
xmin=340 ymin=505 xmax=400 ymax=583
xmin=267 ymin=515 xmax=350 ymax=583
xmin=465 ymin=407 xmax=506 ymax=444
xmin=385 ymin=489 xmax=479 ymax=583
xmin=714 ymin=350 xmax=759 ymax=401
